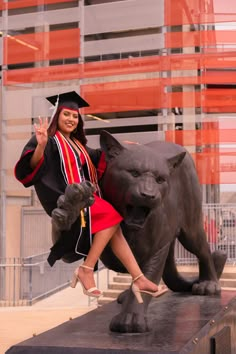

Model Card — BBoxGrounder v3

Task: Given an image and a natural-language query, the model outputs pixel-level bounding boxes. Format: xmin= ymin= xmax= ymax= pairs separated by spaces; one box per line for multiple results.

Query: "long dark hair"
xmin=47 ymin=107 xmax=87 ymax=146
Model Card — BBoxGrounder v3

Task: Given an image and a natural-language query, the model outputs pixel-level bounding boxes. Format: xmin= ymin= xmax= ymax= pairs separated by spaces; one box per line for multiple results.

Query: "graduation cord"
xmin=72 ymin=138 xmax=101 ymax=197
xmin=65 ymin=139 xmax=90 ymax=228
xmin=67 ymin=142 xmax=87 ymax=228
xmin=54 ymin=132 xmax=87 ymax=228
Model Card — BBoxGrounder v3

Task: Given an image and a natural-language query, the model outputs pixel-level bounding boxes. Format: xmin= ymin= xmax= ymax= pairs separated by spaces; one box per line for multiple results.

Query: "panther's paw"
xmin=192 ymin=280 xmax=221 ymax=295
xmin=109 ymin=310 xmax=149 ymax=333
xmin=51 ymin=208 xmax=71 ymax=230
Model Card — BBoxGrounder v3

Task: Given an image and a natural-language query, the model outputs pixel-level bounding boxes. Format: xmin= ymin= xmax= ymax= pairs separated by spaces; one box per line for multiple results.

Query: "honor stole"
xmin=53 ymin=131 xmax=100 ymax=256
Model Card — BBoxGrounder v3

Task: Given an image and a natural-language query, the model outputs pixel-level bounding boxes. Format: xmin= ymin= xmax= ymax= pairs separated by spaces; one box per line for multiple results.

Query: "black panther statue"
xmin=51 ymin=131 xmax=227 ymax=333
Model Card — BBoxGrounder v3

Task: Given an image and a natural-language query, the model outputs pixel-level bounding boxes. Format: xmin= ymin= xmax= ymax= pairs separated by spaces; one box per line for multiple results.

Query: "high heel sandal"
xmin=70 ymin=264 xmax=102 ymax=298
xmin=131 ymin=273 xmax=167 ymax=304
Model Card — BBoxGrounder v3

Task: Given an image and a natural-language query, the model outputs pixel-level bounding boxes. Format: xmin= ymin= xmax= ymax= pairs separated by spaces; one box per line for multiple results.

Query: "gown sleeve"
xmin=14 ymin=135 xmax=49 ymax=187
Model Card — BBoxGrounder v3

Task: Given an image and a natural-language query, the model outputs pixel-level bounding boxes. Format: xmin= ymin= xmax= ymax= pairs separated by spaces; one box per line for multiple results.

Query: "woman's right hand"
xmin=30 ymin=117 xmax=49 ymax=169
xmin=34 ymin=116 xmax=48 ymax=147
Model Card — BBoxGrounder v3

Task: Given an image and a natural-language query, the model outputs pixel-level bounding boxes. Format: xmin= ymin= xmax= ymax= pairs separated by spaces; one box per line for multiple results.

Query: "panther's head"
xmin=100 ymin=131 xmax=186 ymax=230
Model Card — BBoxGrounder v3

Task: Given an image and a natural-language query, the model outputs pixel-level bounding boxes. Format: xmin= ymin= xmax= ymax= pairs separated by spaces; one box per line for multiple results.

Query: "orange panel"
xmin=81 ymin=83 xmax=201 ymax=113
xmin=3 ymin=56 xmax=162 ymax=85
xmin=4 ymin=52 xmax=236 ymax=85
xmin=165 ymin=30 xmax=236 ymax=49
xmin=165 ymin=71 xmax=236 ymax=86
xmin=193 ymin=152 xmax=236 ymax=184
xmin=82 ymin=56 xmax=161 ymax=78
xmin=165 ymin=0 xmax=236 ymax=26
xmin=203 ymin=89 xmax=236 ymax=109
xmin=167 ymin=91 xmax=201 ymax=109
xmin=3 ymin=72 xmax=236 ymax=113
xmin=0 ymin=0 xmax=74 ymax=10
xmin=166 ymin=52 xmax=236 ymax=71
xmin=202 ymin=88 xmax=236 ymax=113
xmin=4 ymin=28 xmax=80 ymax=65
xmin=164 ymin=53 xmax=200 ymax=71
xmin=201 ymin=72 xmax=236 ymax=85
xmin=204 ymin=106 xmax=236 ymax=114
xmin=165 ymin=129 xmax=236 ymax=184
xmin=165 ymin=129 xmax=236 ymax=146
xmin=3 ymin=56 xmax=161 ymax=85
xmin=165 ymin=72 xmax=236 ymax=86
xmin=201 ymin=122 xmax=219 ymax=130
xmin=194 ymin=153 xmax=220 ymax=185
xmin=203 ymin=53 xmax=236 ymax=70
xmin=165 ymin=0 xmax=201 ymax=26
xmin=3 ymin=65 xmax=82 ymax=85
xmin=6 ymin=72 xmax=234 ymax=111
xmin=81 ymin=79 xmax=162 ymax=114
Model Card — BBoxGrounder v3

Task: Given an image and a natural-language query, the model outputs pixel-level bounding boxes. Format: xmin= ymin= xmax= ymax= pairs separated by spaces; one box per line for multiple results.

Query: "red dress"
xmin=80 ymin=151 xmax=123 ymax=234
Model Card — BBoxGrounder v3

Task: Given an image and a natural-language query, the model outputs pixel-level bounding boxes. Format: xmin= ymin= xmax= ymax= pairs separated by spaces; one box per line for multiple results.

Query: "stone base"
xmin=6 ymin=290 xmax=236 ymax=354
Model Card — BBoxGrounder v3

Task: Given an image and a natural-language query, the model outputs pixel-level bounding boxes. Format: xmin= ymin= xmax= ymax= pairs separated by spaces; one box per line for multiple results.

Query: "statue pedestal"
xmin=6 ymin=290 xmax=236 ymax=354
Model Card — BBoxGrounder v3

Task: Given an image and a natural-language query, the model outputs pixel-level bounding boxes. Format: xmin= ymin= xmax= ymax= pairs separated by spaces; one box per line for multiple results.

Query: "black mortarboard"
xmin=46 ymin=91 xmax=89 ymax=111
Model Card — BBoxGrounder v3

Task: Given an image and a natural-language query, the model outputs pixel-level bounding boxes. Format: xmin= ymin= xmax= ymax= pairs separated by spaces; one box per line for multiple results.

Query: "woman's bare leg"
xmin=109 ymin=227 xmax=159 ymax=292
xmin=77 ymin=224 xmax=158 ymax=293
xmin=76 ymin=224 xmax=119 ymax=292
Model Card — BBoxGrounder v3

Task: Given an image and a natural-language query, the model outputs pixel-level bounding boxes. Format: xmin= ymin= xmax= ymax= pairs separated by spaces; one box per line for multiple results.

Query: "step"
xmin=98 ymin=297 xmax=116 ymax=306
xmin=102 ymin=279 xmax=236 ymax=300
xmin=98 ymin=286 xmax=169 ymax=306
xmin=108 ymin=282 xmax=130 ymax=291
xmin=177 ymin=266 xmax=236 ymax=279
xmin=179 ymin=271 xmax=236 ymax=279
xmin=107 ymin=276 xmax=236 ymax=291
xmin=108 ymin=279 xmax=236 ymax=289
xmin=113 ymin=275 xmax=132 ymax=284
xmin=220 ymin=278 xmax=236 ymax=288
xmin=97 ymin=269 xmax=236 ymax=307
xmin=221 ymin=286 xmax=236 ymax=291
xmin=113 ymin=275 xmax=165 ymax=284
xmin=102 ymin=289 xmax=124 ymax=298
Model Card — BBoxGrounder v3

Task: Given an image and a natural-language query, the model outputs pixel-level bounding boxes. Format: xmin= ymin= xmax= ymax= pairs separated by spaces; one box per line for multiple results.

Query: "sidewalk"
xmin=0 ymin=269 xmax=114 ymax=354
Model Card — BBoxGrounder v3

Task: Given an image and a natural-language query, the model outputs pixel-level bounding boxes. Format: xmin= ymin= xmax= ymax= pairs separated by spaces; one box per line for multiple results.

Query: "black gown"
xmin=14 ymin=134 xmax=122 ymax=266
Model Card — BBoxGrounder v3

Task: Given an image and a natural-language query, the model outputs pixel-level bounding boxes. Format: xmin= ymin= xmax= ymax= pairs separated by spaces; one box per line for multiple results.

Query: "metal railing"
xmin=0 ymin=203 xmax=235 ymax=306
xmin=175 ymin=203 xmax=236 ymax=265
xmin=0 ymin=253 xmax=106 ymax=307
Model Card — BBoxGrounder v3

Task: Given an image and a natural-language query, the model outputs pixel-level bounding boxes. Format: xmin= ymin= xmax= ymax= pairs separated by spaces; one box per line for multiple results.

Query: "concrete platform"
xmin=5 ymin=290 xmax=236 ymax=354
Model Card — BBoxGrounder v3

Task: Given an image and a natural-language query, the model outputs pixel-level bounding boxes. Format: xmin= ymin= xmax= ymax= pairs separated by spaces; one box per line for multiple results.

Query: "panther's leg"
xmin=178 ymin=227 xmax=226 ymax=295
xmin=162 ymin=239 xmax=197 ymax=292
xmin=110 ymin=243 xmax=170 ymax=333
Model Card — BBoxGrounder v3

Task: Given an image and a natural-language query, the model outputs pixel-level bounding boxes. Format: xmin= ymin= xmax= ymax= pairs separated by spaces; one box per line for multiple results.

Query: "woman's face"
xmin=57 ymin=108 xmax=79 ymax=137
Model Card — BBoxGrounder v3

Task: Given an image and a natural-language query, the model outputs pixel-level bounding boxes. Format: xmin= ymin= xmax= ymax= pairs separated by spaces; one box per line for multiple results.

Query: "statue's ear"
xmin=167 ymin=152 xmax=186 ymax=173
xmin=100 ymin=130 xmax=125 ymax=161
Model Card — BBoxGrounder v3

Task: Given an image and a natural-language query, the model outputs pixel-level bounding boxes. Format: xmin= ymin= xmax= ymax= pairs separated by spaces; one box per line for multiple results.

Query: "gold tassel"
xmin=80 ymin=210 xmax=86 ymax=228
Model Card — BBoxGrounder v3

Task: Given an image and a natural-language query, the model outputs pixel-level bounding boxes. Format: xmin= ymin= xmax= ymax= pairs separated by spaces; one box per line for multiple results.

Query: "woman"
xmin=15 ymin=91 xmax=160 ymax=302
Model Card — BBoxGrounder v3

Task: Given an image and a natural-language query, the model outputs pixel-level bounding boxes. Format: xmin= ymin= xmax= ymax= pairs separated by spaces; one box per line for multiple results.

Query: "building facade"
xmin=0 ymin=0 xmax=236 ymax=260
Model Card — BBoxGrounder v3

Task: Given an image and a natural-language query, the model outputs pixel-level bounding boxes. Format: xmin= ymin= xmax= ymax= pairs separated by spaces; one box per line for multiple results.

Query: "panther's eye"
xmin=129 ymin=170 xmax=140 ymax=177
xmin=156 ymin=176 xmax=165 ymax=184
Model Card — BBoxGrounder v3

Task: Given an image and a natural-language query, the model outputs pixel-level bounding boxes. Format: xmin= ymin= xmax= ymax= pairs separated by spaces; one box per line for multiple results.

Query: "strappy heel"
xmin=131 ymin=273 xmax=166 ymax=304
xmin=70 ymin=264 xmax=102 ymax=298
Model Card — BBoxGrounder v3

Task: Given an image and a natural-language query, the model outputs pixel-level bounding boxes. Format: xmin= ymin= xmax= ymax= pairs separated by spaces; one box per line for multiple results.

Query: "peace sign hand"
xmin=34 ymin=116 xmax=49 ymax=148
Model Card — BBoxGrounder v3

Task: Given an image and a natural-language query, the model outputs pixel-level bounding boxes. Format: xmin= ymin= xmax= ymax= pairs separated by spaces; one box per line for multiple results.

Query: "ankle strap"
xmin=80 ymin=264 xmax=94 ymax=270
xmin=132 ymin=273 xmax=143 ymax=283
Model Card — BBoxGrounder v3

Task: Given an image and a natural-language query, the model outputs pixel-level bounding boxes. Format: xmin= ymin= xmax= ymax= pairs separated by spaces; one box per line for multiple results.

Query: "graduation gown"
xmin=14 ymin=133 xmax=122 ymax=266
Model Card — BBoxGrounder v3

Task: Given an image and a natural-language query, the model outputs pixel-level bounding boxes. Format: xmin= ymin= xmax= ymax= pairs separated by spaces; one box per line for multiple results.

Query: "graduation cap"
xmin=46 ymin=91 xmax=90 ymax=112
